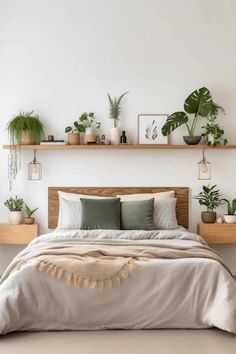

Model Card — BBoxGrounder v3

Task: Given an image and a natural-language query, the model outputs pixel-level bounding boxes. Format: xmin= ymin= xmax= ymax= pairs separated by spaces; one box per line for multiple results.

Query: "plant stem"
xmin=185 ymin=123 xmax=191 ymax=136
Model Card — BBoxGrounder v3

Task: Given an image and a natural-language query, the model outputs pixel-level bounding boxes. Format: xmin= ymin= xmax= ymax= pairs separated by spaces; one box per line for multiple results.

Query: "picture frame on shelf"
xmin=138 ymin=114 xmax=169 ymax=144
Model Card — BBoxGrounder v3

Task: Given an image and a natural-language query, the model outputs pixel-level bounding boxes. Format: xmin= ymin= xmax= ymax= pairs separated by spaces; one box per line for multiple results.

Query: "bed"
xmin=0 ymin=186 xmax=236 ymax=335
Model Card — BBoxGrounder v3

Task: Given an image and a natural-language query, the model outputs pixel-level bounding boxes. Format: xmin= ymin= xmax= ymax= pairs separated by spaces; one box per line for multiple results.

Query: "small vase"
xmin=224 ymin=215 xmax=236 ymax=224
xmin=84 ymin=127 xmax=96 ymax=144
xmin=201 ymin=211 xmax=216 ymax=224
xmin=68 ymin=133 xmax=80 ymax=145
xmin=111 ymin=127 xmax=121 ymax=145
xmin=9 ymin=211 xmax=23 ymax=225
xmin=183 ymin=136 xmax=201 ymax=145
xmin=24 ymin=217 xmax=35 ymax=225
xmin=19 ymin=132 xmax=36 ymax=145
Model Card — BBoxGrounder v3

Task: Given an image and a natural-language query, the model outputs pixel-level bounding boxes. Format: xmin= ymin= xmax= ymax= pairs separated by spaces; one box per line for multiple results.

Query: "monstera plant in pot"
xmin=108 ymin=91 xmax=128 ymax=144
xmin=193 ymin=185 xmax=226 ymax=223
xmin=162 ymin=87 xmax=213 ymax=145
xmin=224 ymin=199 xmax=236 ymax=224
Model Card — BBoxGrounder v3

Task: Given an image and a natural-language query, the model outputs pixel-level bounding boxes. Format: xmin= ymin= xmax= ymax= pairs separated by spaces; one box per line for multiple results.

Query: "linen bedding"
xmin=0 ymin=229 xmax=236 ymax=335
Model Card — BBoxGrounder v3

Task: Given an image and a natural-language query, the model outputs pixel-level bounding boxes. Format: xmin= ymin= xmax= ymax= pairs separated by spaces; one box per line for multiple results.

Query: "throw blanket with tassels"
xmin=5 ymin=238 xmax=231 ymax=291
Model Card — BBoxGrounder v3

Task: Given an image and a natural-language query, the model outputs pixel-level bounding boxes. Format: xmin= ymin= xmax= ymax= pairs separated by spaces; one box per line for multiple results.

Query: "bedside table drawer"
xmin=197 ymin=224 xmax=236 ymax=243
xmin=0 ymin=224 xmax=39 ymax=244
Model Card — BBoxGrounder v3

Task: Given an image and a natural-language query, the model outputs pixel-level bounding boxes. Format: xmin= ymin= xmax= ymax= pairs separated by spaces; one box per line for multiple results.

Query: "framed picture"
xmin=138 ymin=114 xmax=168 ymax=144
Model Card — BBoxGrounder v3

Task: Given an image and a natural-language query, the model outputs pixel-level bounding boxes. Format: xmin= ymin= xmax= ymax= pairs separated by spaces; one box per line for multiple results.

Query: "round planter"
xmin=9 ymin=211 xmax=23 ymax=225
xmin=67 ymin=133 xmax=80 ymax=145
xmin=85 ymin=127 xmax=95 ymax=135
xmin=201 ymin=211 xmax=216 ymax=224
xmin=223 ymin=215 xmax=236 ymax=224
xmin=183 ymin=136 xmax=201 ymax=145
xmin=24 ymin=217 xmax=35 ymax=225
xmin=19 ymin=132 xmax=36 ymax=145
xmin=110 ymin=127 xmax=121 ymax=145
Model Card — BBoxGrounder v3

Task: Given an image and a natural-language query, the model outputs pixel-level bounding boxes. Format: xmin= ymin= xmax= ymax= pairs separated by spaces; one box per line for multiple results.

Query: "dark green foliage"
xmin=4 ymin=196 xmax=24 ymax=211
xmin=24 ymin=204 xmax=39 ymax=217
xmin=193 ymin=184 xmax=226 ymax=211
xmin=224 ymin=199 xmax=236 ymax=215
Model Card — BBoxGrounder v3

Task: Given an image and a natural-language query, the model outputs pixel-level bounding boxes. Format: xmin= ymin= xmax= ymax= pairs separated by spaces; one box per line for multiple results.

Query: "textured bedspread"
xmin=0 ymin=229 xmax=236 ymax=334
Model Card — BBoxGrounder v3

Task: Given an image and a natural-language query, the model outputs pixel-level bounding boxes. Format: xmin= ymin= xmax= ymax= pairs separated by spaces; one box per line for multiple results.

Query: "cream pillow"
xmin=117 ymin=190 xmax=174 ymax=201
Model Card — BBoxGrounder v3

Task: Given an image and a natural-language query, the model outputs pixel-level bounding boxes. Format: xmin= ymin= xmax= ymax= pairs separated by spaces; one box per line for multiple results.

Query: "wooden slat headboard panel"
xmin=48 ymin=187 xmax=189 ymax=229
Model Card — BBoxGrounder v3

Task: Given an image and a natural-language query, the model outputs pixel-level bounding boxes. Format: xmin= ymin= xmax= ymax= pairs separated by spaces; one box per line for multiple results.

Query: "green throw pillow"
xmin=80 ymin=198 xmax=121 ymax=230
xmin=121 ymin=198 xmax=154 ymax=230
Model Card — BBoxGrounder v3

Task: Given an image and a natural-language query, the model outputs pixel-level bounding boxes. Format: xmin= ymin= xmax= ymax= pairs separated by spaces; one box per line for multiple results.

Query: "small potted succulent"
xmin=162 ymin=87 xmax=213 ymax=145
xmin=78 ymin=112 xmax=101 ymax=144
xmin=7 ymin=111 xmax=44 ymax=145
xmin=4 ymin=196 xmax=24 ymax=225
xmin=223 ymin=199 xmax=236 ymax=224
xmin=24 ymin=204 xmax=39 ymax=224
xmin=193 ymin=185 xmax=226 ymax=223
xmin=65 ymin=120 xmax=85 ymax=145
xmin=108 ymin=91 xmax=128 ymax=144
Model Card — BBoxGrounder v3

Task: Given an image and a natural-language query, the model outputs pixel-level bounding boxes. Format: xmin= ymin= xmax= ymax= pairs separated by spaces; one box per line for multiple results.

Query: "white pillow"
xmin=57 ymin=191 xmax=111 ymax=230
xmin=118 ymin=192 xmax=177 ymax=230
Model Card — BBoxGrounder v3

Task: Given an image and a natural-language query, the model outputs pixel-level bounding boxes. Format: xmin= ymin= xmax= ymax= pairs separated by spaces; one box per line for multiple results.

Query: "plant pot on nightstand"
xmin=24 ymin=217 xmax=35 ymax=225
xmin=224 ymin=215 xmax=236 ymax=224
xmin=9 ymin=211 xmax=23 ymax=225
xmin=201 ymin=211 xmax=216 ymax=224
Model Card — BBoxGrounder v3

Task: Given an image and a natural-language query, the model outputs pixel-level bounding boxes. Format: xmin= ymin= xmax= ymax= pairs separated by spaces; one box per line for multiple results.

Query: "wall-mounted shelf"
xmin=3 ymin=144 xmax=236 ymax=150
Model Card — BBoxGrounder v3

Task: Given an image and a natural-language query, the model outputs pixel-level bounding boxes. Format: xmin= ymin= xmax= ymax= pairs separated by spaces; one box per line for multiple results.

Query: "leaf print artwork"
xmin=145 ymin=120 xmax=158 ymax=141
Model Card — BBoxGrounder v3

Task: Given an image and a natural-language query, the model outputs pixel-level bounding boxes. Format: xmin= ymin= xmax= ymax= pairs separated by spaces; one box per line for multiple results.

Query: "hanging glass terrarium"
xmin=198 ymin=150 xmax=211 ymax=180
xmin=28 ymin=150 xmax=42 ymax=180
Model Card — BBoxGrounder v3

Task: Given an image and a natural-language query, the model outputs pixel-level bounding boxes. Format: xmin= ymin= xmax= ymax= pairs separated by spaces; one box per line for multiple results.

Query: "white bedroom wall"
xmin=0 ymin=0 xmax=236 ymax=273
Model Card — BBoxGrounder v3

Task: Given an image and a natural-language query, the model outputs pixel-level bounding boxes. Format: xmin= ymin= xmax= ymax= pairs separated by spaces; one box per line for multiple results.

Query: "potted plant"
xmin=65 ymin=120 xmax=85 ymax=145
xmin=78 ymin=112 xmax=101 ymax=144
xmin=193 ymin=184 xmax=226 ymax=223
xmin=162 ymin=87 xmax=213 ymax=145
xmin=202 ymin=103 xmax=228 ymax=146
xmin=7 ymin=111 xmax=44 ymax=145
xmin=223 ymin=199 xmax=236 ymax=223
xmin=24 ymin=204 xmax=39 ymax=224
xmin=108 ymin=91 xmax=128 ymax=144
xmin=4 ymin=196 xmax=24 ymax=225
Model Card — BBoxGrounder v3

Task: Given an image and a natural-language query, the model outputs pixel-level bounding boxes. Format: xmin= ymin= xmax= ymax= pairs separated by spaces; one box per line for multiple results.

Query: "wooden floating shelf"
xmin=2 ymin=144 xmax=236 ymax=150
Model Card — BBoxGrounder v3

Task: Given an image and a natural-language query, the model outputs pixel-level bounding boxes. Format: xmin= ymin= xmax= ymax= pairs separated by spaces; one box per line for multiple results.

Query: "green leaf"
xmin=65 ymin=126 xmax=72 ymax=133
xmin=184 ymin=87 xmax=213 ymax=117
xmin=162 ymin=112 xmax=188 ymax=136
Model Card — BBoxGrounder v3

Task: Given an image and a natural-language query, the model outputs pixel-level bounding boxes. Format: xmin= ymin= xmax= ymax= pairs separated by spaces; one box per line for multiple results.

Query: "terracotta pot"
xmin=201 ymin=211 xmax=216 ymax=224
xmin=224 ymin=215 xmax=236 ymax=224
xmin=183 ymin=136 xmax=201 ymax=145
xmin=67 ymin=133 xmax=80 ymax=145
xmin=19 ymin=132 xmax=36 ymax=145
xmin=9 ymin=211 xmax=23 ymax=225
xmin=24 ymin=217 xmax=35 ymax=225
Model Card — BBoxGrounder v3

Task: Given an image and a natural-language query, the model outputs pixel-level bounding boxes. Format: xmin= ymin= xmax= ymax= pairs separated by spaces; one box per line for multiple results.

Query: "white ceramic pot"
xmin=207 ymin=134 xmax=215 ymax=145
xmin=110 ymin=127 xmax=121 ymax=145
xmin=86 ymin=127 xmax=95 ymax=135
xmin=9 ymin=211 xmax=23 ymax=225
xmin=224 ymin=215 xmax=236 ymax=224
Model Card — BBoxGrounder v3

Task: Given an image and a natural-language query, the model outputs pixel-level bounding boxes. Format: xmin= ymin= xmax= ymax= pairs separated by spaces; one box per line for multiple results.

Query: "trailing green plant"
xmin=224 ymin=199 xmax=236 ymax=215
xmin=7 ymin=111 xmax=44 ymax=144
xmin=202 ymin=102 xmax=227 ymax=146
xmin=65 ymin=112 xmax=100 ymax=133
xmin=193 ymin=184 xmax=226 ymax=211
xmin=24 ymin=204 xmax=39 ymax=217
xmin=108 ymin=91 xmax=129 ymax=128
xmin=4 ymin=196 xmax=24 ymax=211
xmin=162 ymin=87 xmax=213 ymax=137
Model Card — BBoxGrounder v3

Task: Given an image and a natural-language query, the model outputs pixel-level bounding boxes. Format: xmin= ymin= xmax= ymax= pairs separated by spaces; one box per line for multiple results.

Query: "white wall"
xmin=0 ymin=0 xmax=236 ymax=273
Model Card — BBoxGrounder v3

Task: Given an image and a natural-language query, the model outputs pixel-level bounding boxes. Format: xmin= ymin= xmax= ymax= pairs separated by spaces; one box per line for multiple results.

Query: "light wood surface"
xmin=48 ymin=186 xmax=189 ymax=229
xmin=3 ymin=144 xmax=236 ymax=150
xmin=0 ymin=224 xmax=39 ymax=244
xmin=197 ymin=223 xmax=236 ymax=243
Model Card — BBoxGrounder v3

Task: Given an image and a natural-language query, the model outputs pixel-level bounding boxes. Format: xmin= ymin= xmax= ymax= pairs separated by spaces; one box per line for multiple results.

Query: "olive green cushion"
xmin=121 ymin=198 xmax=154 ymax=230
xmin=80 ymin=198 xmax=121 ymax=230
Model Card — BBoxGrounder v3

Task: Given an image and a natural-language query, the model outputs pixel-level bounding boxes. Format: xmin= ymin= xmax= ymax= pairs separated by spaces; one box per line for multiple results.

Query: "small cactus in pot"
xmin=24 ymin=204 xmax=39 ymax=224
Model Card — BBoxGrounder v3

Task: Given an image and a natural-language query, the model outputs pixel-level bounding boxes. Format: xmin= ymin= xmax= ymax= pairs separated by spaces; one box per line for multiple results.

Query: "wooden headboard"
xmin=48 ymin=187 xmax=189 ymax=229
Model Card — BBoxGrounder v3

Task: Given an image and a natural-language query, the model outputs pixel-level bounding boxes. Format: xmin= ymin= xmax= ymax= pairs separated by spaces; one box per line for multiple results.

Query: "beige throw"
xmin=10 ymin=240 xmax=231 ymax=290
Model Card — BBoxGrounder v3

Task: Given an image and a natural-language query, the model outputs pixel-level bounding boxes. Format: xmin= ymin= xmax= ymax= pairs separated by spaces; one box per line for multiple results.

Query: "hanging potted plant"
xmin=78 ymin=112 xmax=101 ymax=144
xmin=108 ymin=91 xmax=128 ymax=144
xmin=7 ymin=111 xmax=45 ymax=145
xmin=223 ymin=199 xmax=236 ymax=224
xmin=193 ymin=184 xmax=226 ymax=223
xmin=65 ymin=120 xmax=85 ymax=145
xmin=24 ymin=204 xmax=39 ymax=224
xmin=4 ymin=196 xmax=24 ymax=225
xmin=162 ymin=87 xmax=213 ymax=145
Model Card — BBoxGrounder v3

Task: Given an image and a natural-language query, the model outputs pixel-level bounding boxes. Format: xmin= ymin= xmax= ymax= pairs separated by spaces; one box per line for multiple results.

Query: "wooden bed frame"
xmin=48 ymin=187 xmax=189 ymax=229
